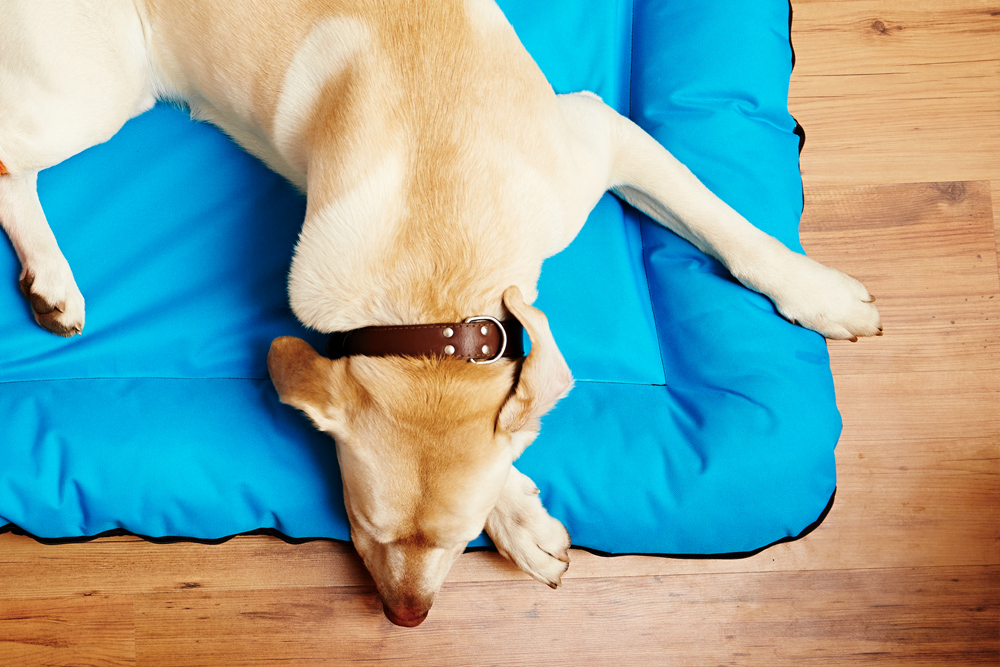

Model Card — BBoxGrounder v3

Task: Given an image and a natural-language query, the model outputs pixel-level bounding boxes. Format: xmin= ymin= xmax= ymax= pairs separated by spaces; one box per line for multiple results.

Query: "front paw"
xmin=19 ymin=264 xmax=85 ymax=337
xmin=486 ymin=473 xmax=571 ymax=589
xmin=769 ymin=254 xmax=881 ymax=341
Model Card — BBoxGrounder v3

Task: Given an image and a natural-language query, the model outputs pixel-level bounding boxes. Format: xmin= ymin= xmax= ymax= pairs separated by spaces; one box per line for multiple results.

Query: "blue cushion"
xmin=0 ymin=0 xmax=839 ymax=554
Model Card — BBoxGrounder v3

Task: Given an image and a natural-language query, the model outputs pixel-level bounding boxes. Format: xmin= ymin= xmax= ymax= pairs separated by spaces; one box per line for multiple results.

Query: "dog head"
xmin=268 ymin=286 xmax=572 ymax=627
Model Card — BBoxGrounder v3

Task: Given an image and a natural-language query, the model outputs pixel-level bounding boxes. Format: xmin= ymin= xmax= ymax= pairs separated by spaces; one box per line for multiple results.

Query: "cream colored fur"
xmin=0 ymin=0 xmax=880 ymax=627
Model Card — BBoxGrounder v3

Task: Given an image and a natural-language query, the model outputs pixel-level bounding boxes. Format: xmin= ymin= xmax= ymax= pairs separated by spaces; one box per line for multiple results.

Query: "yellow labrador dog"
xmin=0 ymin=0 xmax=880 ymax=626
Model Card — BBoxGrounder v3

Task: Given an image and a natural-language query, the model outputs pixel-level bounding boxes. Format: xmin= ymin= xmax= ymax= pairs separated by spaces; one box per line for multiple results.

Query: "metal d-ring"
xmin=464 ymin=315 xmax=506 ymax=364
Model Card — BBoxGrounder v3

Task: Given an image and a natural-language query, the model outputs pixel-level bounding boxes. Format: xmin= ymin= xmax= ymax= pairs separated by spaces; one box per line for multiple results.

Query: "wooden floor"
xmin=2 ymin=1 xmax=998 ymax=665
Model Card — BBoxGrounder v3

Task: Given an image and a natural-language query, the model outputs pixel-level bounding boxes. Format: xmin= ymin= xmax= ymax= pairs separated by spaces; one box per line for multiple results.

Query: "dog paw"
xmin=486 ymin=470 xmax=570 ymax=589
xmin=767 ymin=253 xmax=881 ymax=341
xmin=19 ymin=264 xmax=85 ymax=337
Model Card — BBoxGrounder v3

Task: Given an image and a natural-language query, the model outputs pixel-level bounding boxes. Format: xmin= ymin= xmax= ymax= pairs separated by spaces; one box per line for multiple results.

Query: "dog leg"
xmin=559 ymin=93 xmax=881 ymax=340
xmin=0 ymin=1 xmax=156 ymax=336
xmin=485 ymin=466 xmax=570 ymax=588
xmin=0 ymin=172 xmax=85 ymax=336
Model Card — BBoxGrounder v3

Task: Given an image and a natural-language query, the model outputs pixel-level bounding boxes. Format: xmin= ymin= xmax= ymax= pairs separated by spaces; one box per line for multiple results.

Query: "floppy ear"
xmin=498 ymin=286 xmax=574 ymax=436
xmin=268 ymin=336 xmax=354 ymax=434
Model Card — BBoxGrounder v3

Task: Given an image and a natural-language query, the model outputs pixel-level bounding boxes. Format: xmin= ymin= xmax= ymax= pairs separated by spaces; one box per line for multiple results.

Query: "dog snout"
xmin=383 ymin=599 xmax=431 ymax=628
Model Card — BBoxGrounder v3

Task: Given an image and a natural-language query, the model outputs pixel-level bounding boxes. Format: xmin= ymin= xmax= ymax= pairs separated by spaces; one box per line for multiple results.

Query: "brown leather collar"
xmin=326 ymin=316 xmax=524 ymax=363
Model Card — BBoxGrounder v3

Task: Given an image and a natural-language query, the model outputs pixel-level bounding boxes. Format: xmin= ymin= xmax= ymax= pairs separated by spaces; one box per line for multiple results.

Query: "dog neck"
xmin=285 ymin=120 xmax=548 ymax=333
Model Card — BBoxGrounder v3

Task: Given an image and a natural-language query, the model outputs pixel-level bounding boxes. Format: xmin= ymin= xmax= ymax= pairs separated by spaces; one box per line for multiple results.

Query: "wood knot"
xmin=871 ymin=19 xmax=903 ymax=35
xmin=932 ymin=182 xmax=967 ymax=201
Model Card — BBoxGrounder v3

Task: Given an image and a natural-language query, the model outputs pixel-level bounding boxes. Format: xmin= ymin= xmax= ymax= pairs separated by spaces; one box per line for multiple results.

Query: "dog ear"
xmin=498 ymin=287 xmax=574 ymax=436
xmin=268 ymin=336 xmax=354 ymax=434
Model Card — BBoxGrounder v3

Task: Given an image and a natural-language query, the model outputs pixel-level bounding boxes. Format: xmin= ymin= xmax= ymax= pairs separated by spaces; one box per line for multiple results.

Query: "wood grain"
xmin=789 ymin=0 xmax=1000 ymax=186
xmin=130 ymin=567 xmax=999 ymax=667
xmin=0 ymin=596 xmax=135 ymax=667
xmin=801 ymin=181 xmax=999 ymax=375
xmin=992 ymin=179 xmax=999 ymax=275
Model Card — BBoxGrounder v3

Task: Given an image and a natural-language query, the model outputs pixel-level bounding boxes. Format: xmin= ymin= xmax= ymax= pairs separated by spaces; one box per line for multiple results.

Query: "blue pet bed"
xmin=0 ymin=0 xmax=839 ymax=555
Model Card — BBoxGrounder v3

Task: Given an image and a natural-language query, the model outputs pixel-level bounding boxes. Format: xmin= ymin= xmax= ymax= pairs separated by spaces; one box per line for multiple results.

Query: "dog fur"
xmin=0 ymin=0 xmax=880 ymax=627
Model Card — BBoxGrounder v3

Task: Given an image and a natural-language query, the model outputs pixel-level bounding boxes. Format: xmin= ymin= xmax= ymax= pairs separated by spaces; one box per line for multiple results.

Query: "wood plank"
xmin=0 ymin=532 xmax=371 ymax=600
xmin=131 ymin=566 xmax=999 ymax=667
xmin=0 ymin=596 xmax=134 ymax=667
xmin=791 ymin=0 xmax=998 ymax=79
xmin=834 ymin=370 xmax=997 ymax=442
xmin=800 ymin=181 xmax=1000 ymax=375
xmin=827 ymin=435 xmax=999 ymax=564
xmin=789 ymin=0 xmax=1000 ymax=185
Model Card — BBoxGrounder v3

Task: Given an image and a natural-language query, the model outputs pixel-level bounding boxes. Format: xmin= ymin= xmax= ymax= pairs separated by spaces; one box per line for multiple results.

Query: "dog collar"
xmin=0 ymin=160 xmax=8 ymax=176
xmin=326 ymin=316 xmax=524 ymax=364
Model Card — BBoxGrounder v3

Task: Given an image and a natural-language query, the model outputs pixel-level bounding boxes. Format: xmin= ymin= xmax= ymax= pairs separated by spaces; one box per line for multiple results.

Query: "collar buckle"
xmin=464 ymin=316 xmax=507 ymax=364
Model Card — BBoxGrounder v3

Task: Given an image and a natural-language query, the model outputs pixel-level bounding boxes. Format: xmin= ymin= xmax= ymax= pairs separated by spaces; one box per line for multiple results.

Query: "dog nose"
xmin=383 ymin=603 xmax=430 ymax=628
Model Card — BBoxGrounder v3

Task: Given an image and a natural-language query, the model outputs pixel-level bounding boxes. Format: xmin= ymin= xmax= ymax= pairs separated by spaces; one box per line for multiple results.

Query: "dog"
xmin=0 ymin=0 xmax=881 ymax=627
